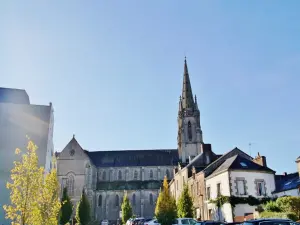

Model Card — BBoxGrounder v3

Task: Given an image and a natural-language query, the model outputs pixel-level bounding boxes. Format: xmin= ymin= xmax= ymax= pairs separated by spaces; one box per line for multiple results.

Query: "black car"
xmin=243 ymin=219 xmax=294 ymax=225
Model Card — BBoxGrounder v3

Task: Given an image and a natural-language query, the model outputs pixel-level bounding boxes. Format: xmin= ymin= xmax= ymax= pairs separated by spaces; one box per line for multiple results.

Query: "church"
xmin=56 ymin=58 xmax=217 ymax=222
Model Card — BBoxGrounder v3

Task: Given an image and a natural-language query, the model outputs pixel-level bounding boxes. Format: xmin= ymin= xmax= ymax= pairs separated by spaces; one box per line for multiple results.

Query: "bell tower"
xmin=177 ymin=57 xmax=203 ymax=163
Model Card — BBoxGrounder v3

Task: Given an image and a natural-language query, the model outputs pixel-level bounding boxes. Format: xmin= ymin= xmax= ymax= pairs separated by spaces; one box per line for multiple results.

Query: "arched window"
xmin=166 ymin=169 xmax=170 ymax=179
xmin=149 ymin=170 xmax=153 ymax=179
xmin=132 ymin=194 xmax=136 ymax=206
xmin=149 ymin=193 xmax=153 ymax=205
xmin=118 ymin=171 xmax=122 ymax=180
xmin=134 ymin=171 xmax=138 ymax=180
xmin=98 ymin=195 xmax=102 ymax=207
xmin=67 ymin=175 xmax=75 ymax=196
xmin=102 ymin=171 xmax=106 ymax=180
xmin=115 ymin=195 xmax=119 ymax=207
xmin=188 ymin=121 xmax=192 ymax=141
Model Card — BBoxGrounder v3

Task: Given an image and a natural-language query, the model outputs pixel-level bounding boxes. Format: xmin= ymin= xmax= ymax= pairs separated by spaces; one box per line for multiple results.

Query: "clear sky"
xmin=1 ymin=1 xmax=299 ymax=173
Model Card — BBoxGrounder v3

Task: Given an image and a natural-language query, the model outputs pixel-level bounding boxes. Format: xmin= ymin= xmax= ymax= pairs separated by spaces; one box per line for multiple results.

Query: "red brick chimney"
xmin=253 ymin=152 xmax=267 ymax=167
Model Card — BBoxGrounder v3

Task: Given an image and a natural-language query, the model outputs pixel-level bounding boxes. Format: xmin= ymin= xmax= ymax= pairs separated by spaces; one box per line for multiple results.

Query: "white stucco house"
xmin=205 ymin=153 xmax=275 ymax=222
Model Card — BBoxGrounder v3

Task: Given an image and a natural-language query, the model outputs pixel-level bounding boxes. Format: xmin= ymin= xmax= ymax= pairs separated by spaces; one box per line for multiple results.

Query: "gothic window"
xmin=98 ymin=195 xmax=102 ymax=207
xmin=115 ymin=195 xmax=119 ymax=207
xmin=149 ymin=170 xmax=153 ymax=180
xmin=188 ymin=121 xmax=192 ymax=141
xmin=132 ymin=194 xmax=136 ymax=206
xmin=67 ymin=175 xmax=75 ymax=196
xmin=118 ymin=170 xmax=122 ymax=180
xmin=166 ymin=169 xmax=170 ymax=179
xmin=102 ymin=171 xmax=106 ymax=180
xmin=134 ymin=171 xmax=138 ymax=180
xmin=149 ymin=193 xmax=153 ymax=205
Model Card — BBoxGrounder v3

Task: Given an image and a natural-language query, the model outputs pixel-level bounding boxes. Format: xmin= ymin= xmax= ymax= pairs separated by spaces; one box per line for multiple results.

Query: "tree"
xmin=121 ymin=193 xmax=133 ymax=225
xmin=155 ymin=176 xmax=177 ymax=225
xmin=35 ymin=167 xmax=61 ymax=225
xmin=276 ymin=196 xmax=300 ymax=219
xmin=75 ymin=190 xmax=91 ymax=225
xmin=60 ymin=187 xmax=73 ymax=225
xmin=3 ymin=140 xmax=44 ymax=225
xmin=177 ymin=184 xmax=193 ymax=218
xmin=263 ymin=201 xmax=282 ymax=212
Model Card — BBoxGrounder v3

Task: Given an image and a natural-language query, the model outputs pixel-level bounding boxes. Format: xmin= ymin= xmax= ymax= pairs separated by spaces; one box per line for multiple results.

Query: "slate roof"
xmin=273 ymin=172 xmax=300 ymax=193
xmin=208 ymin=154 xmax=275 ymax=178
xmin=0 ymin=87 xmax=30 ymax=104
xmin=97 ymin=180 xmax=165 ymax=190
xmin=85 ymin=149 xmax=179 ymax=167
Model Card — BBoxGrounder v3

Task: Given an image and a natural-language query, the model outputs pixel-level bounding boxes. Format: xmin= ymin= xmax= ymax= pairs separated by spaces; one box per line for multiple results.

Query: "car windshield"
xmin=189 ymin=219 xmax=197 ymax=225
xmin=182 ymin=219 xmax=190 ymax=224
xmin=259 ymin=222 xmax=293 ymax=225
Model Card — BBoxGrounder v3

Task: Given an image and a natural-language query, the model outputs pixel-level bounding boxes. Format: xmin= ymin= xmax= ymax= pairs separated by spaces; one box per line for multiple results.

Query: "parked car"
xmin=131 ymin=217 xmax=146 ymax=225
xmin=195 ymin=221 xmax=226 ymax=225
xmin=243 ymin=219 xmax=294 ymax=225
xmin=173 ymin=218 xmax=198 ymax=225
xmin=144 ymin=219 xmax=161 ymax=225
xmin=101 ymin=219 xmax=109 ymax=225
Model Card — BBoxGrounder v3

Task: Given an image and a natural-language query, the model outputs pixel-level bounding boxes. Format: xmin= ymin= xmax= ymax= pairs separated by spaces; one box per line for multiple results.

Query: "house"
xmin=272 ymin=156 xmax=300 ymax=197
xmin=205 ymin=152 xmax=275 ymax=222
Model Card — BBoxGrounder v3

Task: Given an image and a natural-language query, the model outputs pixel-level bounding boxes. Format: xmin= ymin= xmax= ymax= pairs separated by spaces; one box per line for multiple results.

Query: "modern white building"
xmin=0 ymin=87 xmax=54 ymax=225
xmin=205 ymin=153 xmax=275 ymax=222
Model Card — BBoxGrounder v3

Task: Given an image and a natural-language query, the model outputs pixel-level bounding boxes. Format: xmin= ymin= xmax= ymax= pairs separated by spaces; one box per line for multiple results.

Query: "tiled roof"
xmin=207 ymin=154 xmax=274 ymax=178
xmin=0 ymin=87 xmax=30 ymax=104
xmin=274 ymin=172 xmax=300 ymax=193
xmin=85 ymin=149 xmax=179 ymax=167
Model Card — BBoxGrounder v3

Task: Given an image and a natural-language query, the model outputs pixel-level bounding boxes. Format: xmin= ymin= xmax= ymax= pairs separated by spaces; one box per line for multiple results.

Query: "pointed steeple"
xmin=194 ymin=95 xmax=199 ymax=110
xmin=181 ymin=57 xmax=194 ymax=109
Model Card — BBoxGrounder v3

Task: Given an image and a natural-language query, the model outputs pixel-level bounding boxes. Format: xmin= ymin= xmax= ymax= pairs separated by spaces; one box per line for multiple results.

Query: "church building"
xmin=56 ymin=58 xmax=216 ymax=222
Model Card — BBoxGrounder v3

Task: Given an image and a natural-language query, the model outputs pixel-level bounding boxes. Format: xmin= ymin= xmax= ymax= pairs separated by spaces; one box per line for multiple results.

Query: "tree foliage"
xmin=177 ymin=184 xmax=193 ymax=218
xmin=155 ymin=176 xmax=177 ymax=225
xmin=121 ymin=193 xmax=133 ymax=225
xmin=263 ymin=201 xmax=282 ymax=212
xmin=276 ymin=196 xmax=300 ymax=219
xmin=75 ymin=190 xmax=91 ymax=225
xmin=3 ymin=139 xmax=61 ymax=225
xmin=60 ymin=187 xmax=73 ymax=225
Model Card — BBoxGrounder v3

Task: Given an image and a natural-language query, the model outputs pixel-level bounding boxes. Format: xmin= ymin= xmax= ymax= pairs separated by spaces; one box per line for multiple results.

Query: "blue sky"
xmin=1 ymin=1 xmax=299 ymax=173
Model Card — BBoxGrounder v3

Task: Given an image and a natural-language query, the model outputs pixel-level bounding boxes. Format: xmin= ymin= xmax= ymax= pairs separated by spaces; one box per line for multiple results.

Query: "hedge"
xmin=259 ymin=211 xmax=298 ymax=221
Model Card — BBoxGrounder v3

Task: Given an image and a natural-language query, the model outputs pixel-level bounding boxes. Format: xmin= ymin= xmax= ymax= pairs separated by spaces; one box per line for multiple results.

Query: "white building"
xmin=272 ymin=156 xmax=300 ymax=197
xmin=205 ymin=153 xmax=275 ymax=222
xmin=0 ymin=87 xmax=54 ymax=225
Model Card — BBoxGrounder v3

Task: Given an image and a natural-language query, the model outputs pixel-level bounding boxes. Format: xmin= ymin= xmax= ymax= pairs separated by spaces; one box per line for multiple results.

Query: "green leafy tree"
xmin=263 ymin=201 xmax=282 ymax=212
xmin=155 ymin=176 xmax=177 ymax=225
xmin=277 ymin=196 xmax=300 ymax=219
xmin=121 ymin=193 xmax=133 ymax=225
xmin=75 ymin=190 xmax=91 ymax=225
xmin=177 ymin=184 xmax=193 ymax=218
xmin=60 ymin=187 xmax=73 ymax=225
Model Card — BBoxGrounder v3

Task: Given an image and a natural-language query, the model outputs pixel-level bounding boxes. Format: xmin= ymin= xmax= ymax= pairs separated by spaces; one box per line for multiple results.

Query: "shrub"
xmin=263 ymin=201 xmax=282 ymax=212
xmin=260 ymin=211 xmax=298 ymax=221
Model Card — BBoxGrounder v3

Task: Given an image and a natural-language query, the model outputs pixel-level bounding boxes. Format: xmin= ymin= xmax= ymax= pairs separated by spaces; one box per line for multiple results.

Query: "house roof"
xmin=207 ymin=154 xmax=274 ymax=178
xmin=84 ymin=149 xmax=179 ymax=167
xmin=273 ymin=172 xmax=300 ymax=193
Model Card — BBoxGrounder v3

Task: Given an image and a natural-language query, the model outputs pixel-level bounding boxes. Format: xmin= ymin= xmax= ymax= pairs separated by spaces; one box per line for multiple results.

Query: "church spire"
xmin=181 ymin=57 xmax=194 ymax=109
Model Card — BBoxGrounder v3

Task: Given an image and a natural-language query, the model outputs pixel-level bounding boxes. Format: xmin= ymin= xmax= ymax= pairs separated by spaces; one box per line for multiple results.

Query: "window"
xmin=237 ymin=180 xmax=246 ymax=195
xmin=150 ymin=170 xmax=153 ymax=179
xmin=102 ymin=171 xmax=106 ymax=180
xmin=134 ymin=171 xmax=138 ymax=180
xmin=256 ymin=181 xmax=265 ymax=196
xmin=118 ymin=171 xmax=122 ymax=180
xmin=206 ymin=187 xmax=211 ymax=200
xmin=182 ymin=219 xmax=190 ymax=224
xmin=188 ymin=121 xmax=192 ymax=141
xmin=132 ymin=194 xmax=136 ymax=206
xmin=217 ymin=183 xmax=221 ymax=197
xmin=67 ymin=175 xmax=75 ymax=196
xmin=176 ymin=180 xmax=179 ymax=190
xmin=98 ymin=195 xmax=102 ymax=207
xmin=240 ymin=162 xmax=247 ymax=167
xmin=149 ymin=193 xmax=153 ymax=205
xmin=115 ymin=195 xmax=119 ymax=207
xmin=196 ymin=182 xmax=199 ymax=195
xmin=166 ymin=169 xmax=170 ymax=179
xmin=182 ymin=176 xmax=185 ymax=186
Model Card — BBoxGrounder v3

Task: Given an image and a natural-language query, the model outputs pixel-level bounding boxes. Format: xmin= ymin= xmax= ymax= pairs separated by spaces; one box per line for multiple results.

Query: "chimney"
xmin=283 ymin=172 xmax=287 ymax=176
xmin=295 ymin=157 xmax=300 ymax=177
xmin=253 ymin=152 xmax=267 ymax=167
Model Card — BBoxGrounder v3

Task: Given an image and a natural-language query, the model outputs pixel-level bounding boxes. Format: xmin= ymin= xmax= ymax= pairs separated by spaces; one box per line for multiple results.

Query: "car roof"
xmin=245 ymin=219 xmax=292 ymax=222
